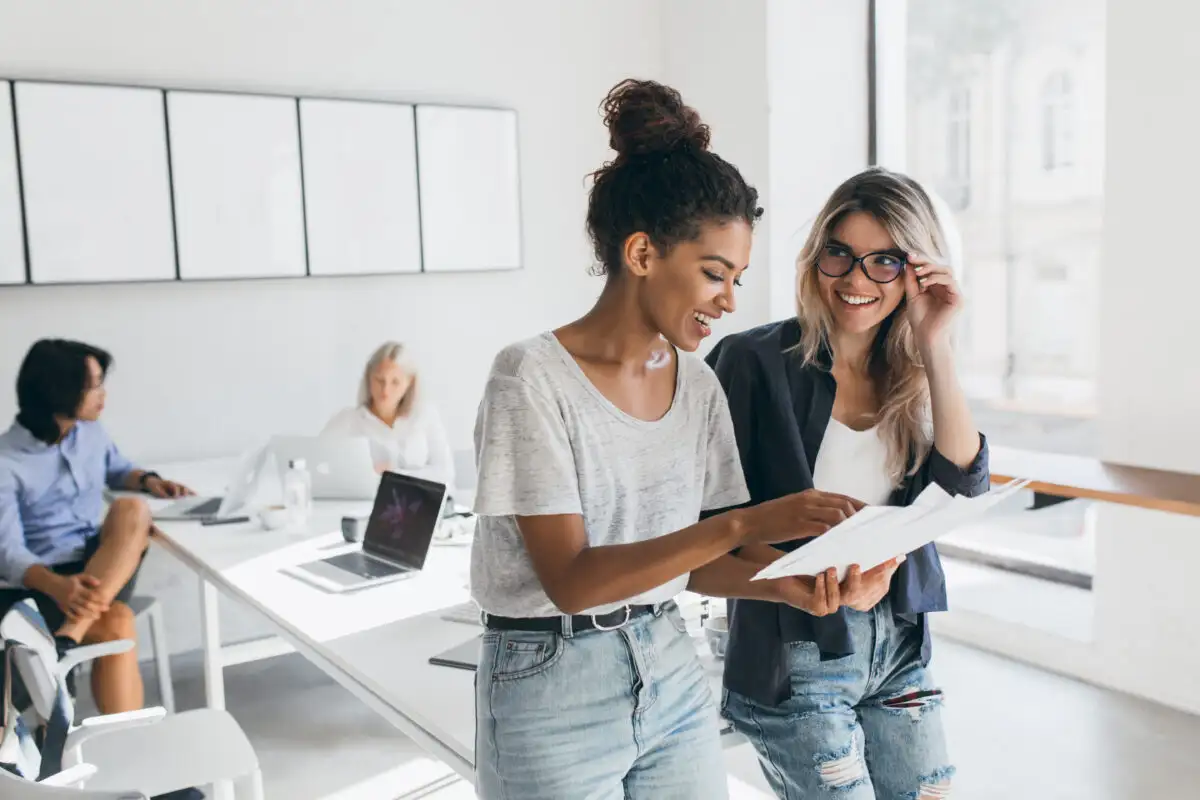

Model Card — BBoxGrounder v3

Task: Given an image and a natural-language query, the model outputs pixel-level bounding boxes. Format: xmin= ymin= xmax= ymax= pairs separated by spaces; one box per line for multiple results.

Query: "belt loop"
xmin=561 ymin=613 xmax=574 ymax=639
xmin=591 ymin=605 xmax=631 ymax=632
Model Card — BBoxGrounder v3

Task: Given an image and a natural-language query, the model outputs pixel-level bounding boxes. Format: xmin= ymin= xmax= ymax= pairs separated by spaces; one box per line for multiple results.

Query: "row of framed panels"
xmin=0 ymin=80 xmax=522 ymax=285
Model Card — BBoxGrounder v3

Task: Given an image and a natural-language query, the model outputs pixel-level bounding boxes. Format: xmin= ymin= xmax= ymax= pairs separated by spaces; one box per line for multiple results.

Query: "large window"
xmin=875 ymin=1 xmax=1106 ymax=626
xmin=876 ymin=0 xmax=1106 ymax=423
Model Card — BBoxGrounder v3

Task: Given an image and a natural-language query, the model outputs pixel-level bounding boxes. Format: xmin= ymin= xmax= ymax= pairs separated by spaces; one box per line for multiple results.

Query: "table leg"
xmin=200 ymin=578 xmax=234 ymax=800
xmin=200 ymin=579 xmax=225 ymax=710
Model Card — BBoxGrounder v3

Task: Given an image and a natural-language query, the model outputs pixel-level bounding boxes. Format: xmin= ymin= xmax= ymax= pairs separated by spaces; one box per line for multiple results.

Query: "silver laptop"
xmin=153 ymin=447 xmax=268 ymax=522
xmin=269 ymin=435 xmax=379 ymax=500
xmin=283 ymin=471 xmax=447 ymax=592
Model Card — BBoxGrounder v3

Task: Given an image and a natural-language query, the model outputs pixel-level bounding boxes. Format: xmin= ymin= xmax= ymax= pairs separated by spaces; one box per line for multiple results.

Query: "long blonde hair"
xmin=795 ymin=167 xmax=951 ymax=482
xmin=358 ymin=341 xmax=419 ymax=418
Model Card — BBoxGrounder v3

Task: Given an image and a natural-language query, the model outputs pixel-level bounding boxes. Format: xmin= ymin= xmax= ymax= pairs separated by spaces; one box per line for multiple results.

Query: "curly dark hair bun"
xmin=602 ymin=79 xmax=711 ymax=159
xmin=586 ymin=78 xmax=761 ymax=278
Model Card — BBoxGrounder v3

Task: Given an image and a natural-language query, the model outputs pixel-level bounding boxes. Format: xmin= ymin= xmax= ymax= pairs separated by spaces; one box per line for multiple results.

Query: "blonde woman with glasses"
xmin=323 ymin=341 xmax=454 ymax=491
xmin=706 ymin=167 xmax=988 ymax=799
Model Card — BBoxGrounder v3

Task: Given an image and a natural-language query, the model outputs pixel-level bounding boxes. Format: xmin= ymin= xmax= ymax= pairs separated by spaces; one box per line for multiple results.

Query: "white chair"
xmin=3 ymin=637 xmax=146 ymax=799
xmin=3 ymin=608 xmax=263 ymax=799
xmin=0 ymin=588 xmax=175 ymax=714
xmin=0 ymin=762 xmax=147 ymax=799
xmin=0 ymin=603 xmax=134 ymax=706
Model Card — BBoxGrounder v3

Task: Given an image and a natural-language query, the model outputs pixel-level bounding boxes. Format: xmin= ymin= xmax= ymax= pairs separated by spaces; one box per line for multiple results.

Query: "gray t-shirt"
xmin=470 ymin=332 xmax=750 ymax=617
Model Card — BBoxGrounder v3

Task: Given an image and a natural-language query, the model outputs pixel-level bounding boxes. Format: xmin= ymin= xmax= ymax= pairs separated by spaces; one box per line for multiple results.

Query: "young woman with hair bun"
xmin=468 ymin=79 xmax=864 ymax=799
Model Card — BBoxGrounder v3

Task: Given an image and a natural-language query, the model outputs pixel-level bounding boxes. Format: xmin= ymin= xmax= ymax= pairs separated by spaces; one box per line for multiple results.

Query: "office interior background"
xmin=0 ymin=0 xmax=1197 ymax=798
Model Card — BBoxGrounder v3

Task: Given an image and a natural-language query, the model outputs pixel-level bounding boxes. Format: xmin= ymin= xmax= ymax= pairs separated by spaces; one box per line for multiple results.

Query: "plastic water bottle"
xmin=283 ymin=458 xmax=313 ymax=526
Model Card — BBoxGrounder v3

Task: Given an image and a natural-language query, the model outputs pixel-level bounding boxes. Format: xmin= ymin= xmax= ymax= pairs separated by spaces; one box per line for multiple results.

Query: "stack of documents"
xmin=751 ymin=479 xmax=1031 ymax=582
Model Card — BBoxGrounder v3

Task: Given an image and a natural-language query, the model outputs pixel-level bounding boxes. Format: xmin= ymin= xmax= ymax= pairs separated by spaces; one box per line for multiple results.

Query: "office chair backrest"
xmin=8 ymin=643 xmax=73 ymax=780
xmin=0 ymin=603 xmax=63 ymax=722
xmin=2 ymin=639 xmax=73 ymax=783
xmin=1 ymin=640 xmax=40 ymax=780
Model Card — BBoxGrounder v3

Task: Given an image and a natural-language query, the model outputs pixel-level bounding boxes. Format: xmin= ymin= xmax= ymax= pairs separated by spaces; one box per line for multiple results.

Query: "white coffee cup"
xmin=257 ymin=505 xmax=289 ymax=531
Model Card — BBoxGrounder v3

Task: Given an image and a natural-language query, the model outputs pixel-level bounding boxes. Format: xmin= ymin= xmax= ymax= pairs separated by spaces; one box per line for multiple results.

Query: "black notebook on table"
xmin=429 ymin=636 xmax=482 ymax=671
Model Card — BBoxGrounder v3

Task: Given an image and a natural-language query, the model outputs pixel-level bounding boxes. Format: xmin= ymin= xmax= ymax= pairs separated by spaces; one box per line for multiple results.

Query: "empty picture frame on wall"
xmin=299 ymin=98 xmax=421 ymax=276
xmin=15 ymin=81 xmax=176 ymax=284
xmin=168 ymin=90 xmax=307 ymax=280
xmin=0 ymin=81 xmax=25 ymax=285
xmin=416 ymin=105 xmax=521 ymax=272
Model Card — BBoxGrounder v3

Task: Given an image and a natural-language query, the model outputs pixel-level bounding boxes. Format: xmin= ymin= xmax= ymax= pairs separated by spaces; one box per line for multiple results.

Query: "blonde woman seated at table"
xmin=323 ymin=342 xmax=455 ymax=491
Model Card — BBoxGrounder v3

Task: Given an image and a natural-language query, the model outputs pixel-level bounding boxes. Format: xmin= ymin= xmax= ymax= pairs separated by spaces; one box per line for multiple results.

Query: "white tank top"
xmin=812 ymin=418 xmax=895 ymax=506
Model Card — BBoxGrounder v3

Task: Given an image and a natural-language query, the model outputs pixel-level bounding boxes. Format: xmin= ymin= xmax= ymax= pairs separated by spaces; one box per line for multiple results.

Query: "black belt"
xmin=484 ymin=603 xmax=661 ymax=634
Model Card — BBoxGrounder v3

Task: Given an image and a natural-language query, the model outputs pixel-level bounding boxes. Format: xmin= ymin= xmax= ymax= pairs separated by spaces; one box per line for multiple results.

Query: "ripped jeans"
xmin=722 ymin=598 xmax=953 ymax=799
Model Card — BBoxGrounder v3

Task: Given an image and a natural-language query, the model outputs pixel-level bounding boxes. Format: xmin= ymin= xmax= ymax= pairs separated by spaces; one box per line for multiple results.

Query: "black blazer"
xmin=705 ymin=318 xmax=990 ymax=706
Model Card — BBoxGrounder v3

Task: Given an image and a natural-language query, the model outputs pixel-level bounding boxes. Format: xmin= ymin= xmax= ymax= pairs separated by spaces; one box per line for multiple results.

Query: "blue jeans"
xmin=475 ymin=602 xmax=728 ymax=800
xmin=723 ymin=599 xmax=953 ymax=799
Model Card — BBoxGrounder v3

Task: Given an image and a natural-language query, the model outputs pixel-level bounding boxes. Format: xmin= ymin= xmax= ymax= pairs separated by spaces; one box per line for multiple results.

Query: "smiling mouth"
xmin=836 ymin=291 xmax=879 ymax=307
xmin=693 ymin=311 xmax=715 ymax=335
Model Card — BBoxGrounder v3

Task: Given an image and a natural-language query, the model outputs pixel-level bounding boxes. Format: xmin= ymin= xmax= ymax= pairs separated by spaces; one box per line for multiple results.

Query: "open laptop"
xmin=269 ymin=435 xmax=379 ymax=500
xmin=152 ymin=447 xmax=268 ymax=522
xmin=282 ymin=470 xmax=447 ymax=592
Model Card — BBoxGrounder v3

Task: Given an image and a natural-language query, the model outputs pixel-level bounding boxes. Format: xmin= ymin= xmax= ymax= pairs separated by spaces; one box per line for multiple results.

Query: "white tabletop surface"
xmin=147 ymin=457 xmax=741 ymax=780
xmin=147 ymin=458 xmax=473 ymax=639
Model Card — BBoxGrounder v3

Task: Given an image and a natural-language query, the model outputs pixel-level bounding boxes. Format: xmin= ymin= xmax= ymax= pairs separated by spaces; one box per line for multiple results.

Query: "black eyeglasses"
xmin=816 ymin=244 xmax=908 ymax=284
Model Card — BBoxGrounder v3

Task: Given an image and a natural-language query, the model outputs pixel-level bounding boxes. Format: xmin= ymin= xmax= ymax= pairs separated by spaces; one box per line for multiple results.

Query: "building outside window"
xmin=876 ymin=0 xmax=1105 ymax=448
xmin=874 ymin=0 xmax=1107 ymax=612
xmin=945 ymin=86 xmax=972 ymax=209
xmin=1041 ymin=70 xmax=1075 ymax=172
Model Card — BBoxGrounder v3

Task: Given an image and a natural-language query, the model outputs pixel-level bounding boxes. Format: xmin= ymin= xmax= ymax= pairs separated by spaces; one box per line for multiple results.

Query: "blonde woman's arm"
xmin=905 ymin=256 xmax=981 ymax=468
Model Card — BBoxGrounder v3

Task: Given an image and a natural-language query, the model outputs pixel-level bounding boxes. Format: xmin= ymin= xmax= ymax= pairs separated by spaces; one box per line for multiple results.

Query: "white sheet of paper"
xmin=752 ymin=479 xmax=1030 ymax=581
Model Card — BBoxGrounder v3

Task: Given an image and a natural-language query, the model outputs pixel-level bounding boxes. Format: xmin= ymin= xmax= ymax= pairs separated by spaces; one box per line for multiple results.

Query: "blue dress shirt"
xmin=0 ymin=421 xmax=136 ymax=585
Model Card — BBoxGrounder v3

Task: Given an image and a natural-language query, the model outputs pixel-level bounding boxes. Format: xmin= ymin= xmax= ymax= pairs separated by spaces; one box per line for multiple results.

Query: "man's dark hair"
xmin=586 ymin=79 xmax=763 ymax=278
xmin=16 ymin=339 xmax=112 ymax=444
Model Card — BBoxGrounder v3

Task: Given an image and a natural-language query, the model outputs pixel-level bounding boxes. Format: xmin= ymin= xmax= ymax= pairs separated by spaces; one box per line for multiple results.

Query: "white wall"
xmin=661 ymin=0 xmax=772 ymax=341
xmin=1091 ymin=0 xmax=1200 ymax=712
xmin=661 ymin=0 xmax=871 ymax=331
xmin=0 ymin=0 xmax=667 ymax=652
xmin=1099 ymin=0 xmax=1200 ymax=474
xmin=765 ymin=0 xmax=870 ymax=322
xmin=0 ymin=0 xmax=663 ymax=464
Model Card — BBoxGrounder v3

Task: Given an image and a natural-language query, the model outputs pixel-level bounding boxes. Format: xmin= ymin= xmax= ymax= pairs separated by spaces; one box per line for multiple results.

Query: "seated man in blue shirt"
xmin=0 ymin=339 xmax=192 ymax=714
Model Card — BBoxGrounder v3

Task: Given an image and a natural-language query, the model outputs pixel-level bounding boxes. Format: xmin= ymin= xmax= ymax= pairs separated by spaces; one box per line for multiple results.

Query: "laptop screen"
xmin=362 ymin=471 xmax=446 ymax=569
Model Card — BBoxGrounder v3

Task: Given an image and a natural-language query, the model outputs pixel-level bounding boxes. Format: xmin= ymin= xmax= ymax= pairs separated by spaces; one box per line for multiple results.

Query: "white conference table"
xmin=146 ymin=458 xmax=740 ymax=799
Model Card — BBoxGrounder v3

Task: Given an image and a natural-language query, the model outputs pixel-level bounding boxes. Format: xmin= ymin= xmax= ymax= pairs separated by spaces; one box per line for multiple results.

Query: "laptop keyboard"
xmin=187 ymin=497 xmax=223 ymax=516
xmin=323 ymin=551 xmax=406 ymax=579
